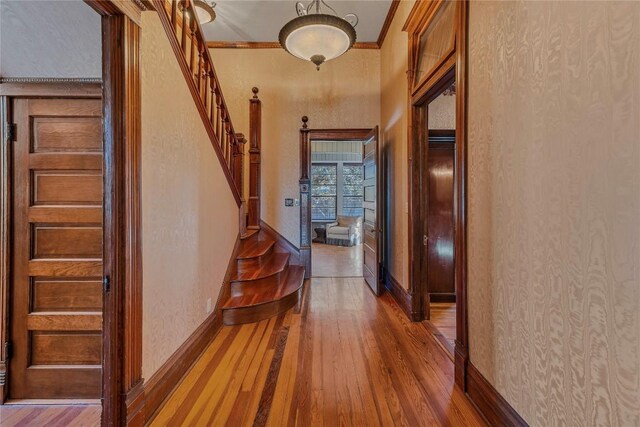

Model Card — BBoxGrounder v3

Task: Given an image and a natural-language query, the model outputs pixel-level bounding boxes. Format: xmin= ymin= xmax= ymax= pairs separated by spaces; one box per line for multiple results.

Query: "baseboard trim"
xmin=259 ymin=220 xmax=302 ymax=266
xmin=382 ymin=268 xmax=414 ymax=321
xmin=466 ymin=362 xmax=528 ymax=426
xmin=141 ymin=234 xmax=242 ymax=423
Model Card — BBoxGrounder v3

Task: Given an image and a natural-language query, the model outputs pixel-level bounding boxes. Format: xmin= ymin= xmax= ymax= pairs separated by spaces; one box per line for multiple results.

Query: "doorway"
xmin=416 ymin=72 xmax=457 ymax=355
xmin=300 ymin=126 xmax=382 ymax=294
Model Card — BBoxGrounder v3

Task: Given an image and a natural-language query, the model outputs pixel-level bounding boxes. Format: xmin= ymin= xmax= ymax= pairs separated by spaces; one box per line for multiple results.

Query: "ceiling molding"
xmin=207 ymin=41 xmax=380 ymax=49
xmin=0 ymin=77 xmax=102 ymax=84
xmin=377 ymin=0 xmax=400 ymax=48
xmin=206 ymin=1 xmax=398 ymax=51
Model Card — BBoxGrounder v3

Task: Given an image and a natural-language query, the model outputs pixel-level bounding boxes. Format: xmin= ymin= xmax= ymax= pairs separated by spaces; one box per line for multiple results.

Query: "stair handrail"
xmin=152 ymin=0 xmax=242 ymax=206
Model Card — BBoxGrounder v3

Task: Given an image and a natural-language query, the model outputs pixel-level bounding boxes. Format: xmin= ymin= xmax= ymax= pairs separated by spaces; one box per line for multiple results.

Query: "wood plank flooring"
xmin=150 ymin=278 xmax=485 ymax=426
xmin=311 ymin=243 xmax=363 ymax=277
xmin=427 ymin=302 xmax=457 ymax=355
xmin=0 ymin=404 xmax=100 ymax=426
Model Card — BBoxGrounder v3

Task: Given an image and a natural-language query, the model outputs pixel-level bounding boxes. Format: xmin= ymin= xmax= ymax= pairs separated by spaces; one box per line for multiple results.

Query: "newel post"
xmin=248 ymin=87 xmax=261 ymax=230
xmin=299 ymin=116 xmax=311 ymax=278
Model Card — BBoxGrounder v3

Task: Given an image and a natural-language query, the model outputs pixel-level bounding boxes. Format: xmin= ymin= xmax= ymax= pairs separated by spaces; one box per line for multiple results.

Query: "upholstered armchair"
xmin=325 ymin=215 xmax=363 ymax=246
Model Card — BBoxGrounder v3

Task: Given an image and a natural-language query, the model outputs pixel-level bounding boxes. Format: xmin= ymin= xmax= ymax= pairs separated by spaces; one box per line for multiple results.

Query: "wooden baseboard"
xmin=259 ymin=220 xmax=302 ymax=266
xmin=382 ymin=268 xmax=414 ymax=321
xmin=142 ymin=309 xmax=221 ymax=423
xmin=141 ymin=234 xmax=242 ymax=423
xmin=466 ymin=362 xmax=528 ymax=426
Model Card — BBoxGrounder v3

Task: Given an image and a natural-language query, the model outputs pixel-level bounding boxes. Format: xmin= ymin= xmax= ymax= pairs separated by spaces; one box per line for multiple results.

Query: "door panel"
xmin=9 ymin=98 xmax=103 ymax=399
xmin=426 ymin=140 xmax=455 ymax=300
xmin=362 ymin=126 xmax=381 ymax=295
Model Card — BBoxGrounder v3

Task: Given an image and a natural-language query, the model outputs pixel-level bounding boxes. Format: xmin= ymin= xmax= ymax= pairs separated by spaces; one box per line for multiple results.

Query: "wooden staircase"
xmin=222 ymin=228 xmax=305 ymax=325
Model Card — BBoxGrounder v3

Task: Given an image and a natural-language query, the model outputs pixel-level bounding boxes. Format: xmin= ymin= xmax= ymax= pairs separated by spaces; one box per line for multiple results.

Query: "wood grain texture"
xmin=0 ymin=404 xmax=101 ymax=427
xmin=150 ymin=277 xmax=486 ymax=426
xmin=467 ymin=1 xmax=640 ymax=425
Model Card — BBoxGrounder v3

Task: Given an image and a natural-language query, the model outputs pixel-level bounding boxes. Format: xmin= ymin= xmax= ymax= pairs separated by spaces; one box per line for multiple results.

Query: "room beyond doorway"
xmin=299 ymin=126 xmax=380 ymax=287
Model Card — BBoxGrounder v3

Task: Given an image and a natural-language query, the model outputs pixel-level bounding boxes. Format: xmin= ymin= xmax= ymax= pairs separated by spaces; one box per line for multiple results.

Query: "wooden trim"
xmin=377 ymin=0 xmax=400 ymax=48
xmin=207 ymin=41 xmax=380 ymax=49
xmin=207 ymin=41 xmax=281 ymax=49
xmin=0 ymin=97 xmax=10 ymax=403
xmin=143 ymin=310 xmax=223 ymax=424
xmin=454 ymin=0 xmax=469 ymax=391
xmin=404 ymin=0 xmax=469 ymax=393
xmin=382 ymin=268 xmax=415 ymax=321
xmin=85 ymin=0 xmax=146 ymax=26
xmin=144 ymin=233 xmax=241 ymax=423
xmin=466 ymin=363 xmax=528 ymax=426
xmin=308 ymin=128 xmax=372 ymax=141
xmin=430 ymin=293 xmax=455 ymax=303
xmin=101 ymin=13 xmax=143 ymax=426
xmin=0 ymin=81 xmax=101 ymax=98
xmin=248 ymin=88 xmax=261 ymax=229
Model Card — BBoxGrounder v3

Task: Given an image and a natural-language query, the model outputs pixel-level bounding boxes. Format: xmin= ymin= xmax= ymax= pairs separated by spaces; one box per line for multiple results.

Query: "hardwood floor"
xmin=311 ymin=243 xmax=363 ymax=277
xmin=426 ymin=302 xmax=457 ymax=356
xmin=150 ymin=277 xmax=485 ymax=426
xmin=0 ymin=404 xmax=101 ymax=426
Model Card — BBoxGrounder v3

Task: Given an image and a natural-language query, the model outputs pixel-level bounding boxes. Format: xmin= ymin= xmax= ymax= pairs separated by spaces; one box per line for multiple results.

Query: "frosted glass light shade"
xmin=193 ymin=0 xmax=216 ymax=25
xmin=279 ymin=14 xmax=356 ymax=68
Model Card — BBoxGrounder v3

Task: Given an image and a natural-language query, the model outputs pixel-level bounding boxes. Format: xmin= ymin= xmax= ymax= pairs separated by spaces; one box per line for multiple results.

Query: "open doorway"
xmin=417 ymin=71 xmax=457 ymax=355
xmin=299 ymin=126 xmax=382 ymax=294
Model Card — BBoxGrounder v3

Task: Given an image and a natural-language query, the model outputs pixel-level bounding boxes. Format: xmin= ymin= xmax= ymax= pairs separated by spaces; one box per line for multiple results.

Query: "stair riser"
xmin=230 ymin=271 xmax=287 ymax=297
xmin=222 ymin=287 xmax=302 ymax=326
xmin=236 ymin=245 xmax=275 ymax=268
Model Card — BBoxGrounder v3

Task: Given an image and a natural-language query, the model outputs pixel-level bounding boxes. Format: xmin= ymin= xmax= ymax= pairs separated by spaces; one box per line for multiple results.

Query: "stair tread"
xmin=240 ymin=229 xmax=260 ymax=240
xmin=223 ymin=265 xmax=305 ymax=309
xmin=237 ymin=237 xmax=275 ymax=260
xmin=230 ymin=251 xmax=290 ymax=282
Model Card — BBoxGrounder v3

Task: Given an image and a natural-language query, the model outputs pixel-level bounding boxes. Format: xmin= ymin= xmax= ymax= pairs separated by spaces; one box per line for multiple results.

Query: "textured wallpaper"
xmin=380 ymin=0 xmax=416 ymax=290
xmin=210 ymin=48 xmax=380 ymax=247
xmin=0 ymin=0 xmax=101 ymax=78
xmin=140 ymin=13 xmax=239 ymax=379
xmin=467 ymin=1 xmax=640 ymax=425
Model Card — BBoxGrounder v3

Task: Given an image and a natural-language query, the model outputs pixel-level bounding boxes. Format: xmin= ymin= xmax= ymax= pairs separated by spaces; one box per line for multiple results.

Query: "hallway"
xmin=150 ymin=277 xmax=485 ymax=426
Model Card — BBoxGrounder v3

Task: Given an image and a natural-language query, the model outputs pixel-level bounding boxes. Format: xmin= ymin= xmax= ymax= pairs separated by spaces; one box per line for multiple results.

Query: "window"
xmin=311 ymin=164 xmax=337 ymax=220
xmin=342 ymin=164 xmax=363 ymax=217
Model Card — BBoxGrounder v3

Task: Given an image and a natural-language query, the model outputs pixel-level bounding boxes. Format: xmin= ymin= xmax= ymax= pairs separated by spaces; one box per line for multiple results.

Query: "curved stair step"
xmin=222 ymin=265 xmax=305 ymax=325
xmin=237 ymin=238 xmax=275 ymax=261
xmin=230 ymin=252 xmax=290 ymax=282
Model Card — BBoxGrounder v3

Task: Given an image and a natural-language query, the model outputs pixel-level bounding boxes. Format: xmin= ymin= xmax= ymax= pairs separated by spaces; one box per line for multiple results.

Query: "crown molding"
xmin=207 ymin=41 xmax=379 ymax=49
xmin=0 ymin=77 xmax=102 ymax=84
xmin=377 ymin=0 xmax=400 ymax=48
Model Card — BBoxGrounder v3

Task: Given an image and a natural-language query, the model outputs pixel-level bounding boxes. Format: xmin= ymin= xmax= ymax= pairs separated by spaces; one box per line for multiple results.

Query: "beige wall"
xmin=210 ymin=48 xmax=380 ymax=246
xmin=380 ymin=0 xmax=415 ymax=289
xmin=140 ymin=13 xmax=239 ymax=379
xmin=0 ymin=0 xmax=101 ymax=78
xmin=467 ymin=1 xmax=640 ymax=425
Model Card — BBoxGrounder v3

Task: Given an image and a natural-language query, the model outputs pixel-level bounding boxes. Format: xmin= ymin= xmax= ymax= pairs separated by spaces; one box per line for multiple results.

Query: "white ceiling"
xmin=201 ymin=0 xmax=393 ymax=43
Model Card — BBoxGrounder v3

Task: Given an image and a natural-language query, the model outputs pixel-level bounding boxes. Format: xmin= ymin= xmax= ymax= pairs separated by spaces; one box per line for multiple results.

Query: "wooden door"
xmin=9 ymin=98 xmax=103 ymax=399
xmin=426 ymin=132 xmax=455 ymax=302
xmin=362 ymin=126 xmax=381 ymax=295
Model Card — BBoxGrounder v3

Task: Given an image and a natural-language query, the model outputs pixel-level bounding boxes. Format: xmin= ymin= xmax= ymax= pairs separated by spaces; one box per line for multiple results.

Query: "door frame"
xmin=404 ymin=0 xmax=469 ymax=390
xmin=298 ymin=120 xmax=373 ymax=279
xmin=0 ymin=2 xmax=145 ymax=424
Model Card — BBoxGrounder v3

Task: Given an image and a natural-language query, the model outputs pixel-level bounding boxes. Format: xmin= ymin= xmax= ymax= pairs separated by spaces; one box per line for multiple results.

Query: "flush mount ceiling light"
xmin=193 ymin=0 xmax=217 ymax=25
xmin=279 ymin=0 xmax=358 ymax=70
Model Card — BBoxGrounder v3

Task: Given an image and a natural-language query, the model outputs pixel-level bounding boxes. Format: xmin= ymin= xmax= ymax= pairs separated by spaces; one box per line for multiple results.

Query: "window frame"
xmin=311 ymin=163 xmax=338 ymax=221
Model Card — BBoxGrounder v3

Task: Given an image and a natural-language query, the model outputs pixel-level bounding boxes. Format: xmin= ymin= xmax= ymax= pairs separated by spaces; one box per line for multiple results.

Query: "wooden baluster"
xmin=203 ymin=63 xmax=209 ymax=113
xmin=215 ymin=90 xmax=222 ymax=141
xmin=180 ymin=1 xmax=188 ymax=51
xmin=209 ymin=76 xmax=216 ymax=123
xmin=196 ymin=41 xmax=203 ymax=92
xmin=171 ymin=0 xmax=178 ymax=31
xmin=189 ymin=17 xmax=197 ymax=78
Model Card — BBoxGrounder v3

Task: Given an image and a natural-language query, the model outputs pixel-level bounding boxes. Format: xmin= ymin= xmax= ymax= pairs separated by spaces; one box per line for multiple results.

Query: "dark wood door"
xmin=9 ymin=98 xmax=103 ymax=399
xmin=363 ymin=126 xmax=381 ymax=295
xmin=426 ymin=133 xmax=455 ymax=302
